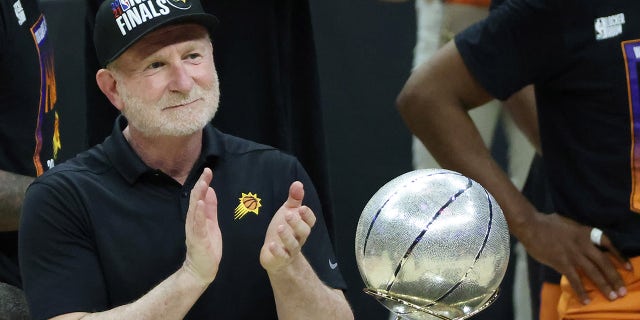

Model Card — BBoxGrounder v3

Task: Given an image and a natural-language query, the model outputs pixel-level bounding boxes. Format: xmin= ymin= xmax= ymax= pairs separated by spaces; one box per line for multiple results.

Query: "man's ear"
xmin=96 ymin=69 xmax=124 ymax=112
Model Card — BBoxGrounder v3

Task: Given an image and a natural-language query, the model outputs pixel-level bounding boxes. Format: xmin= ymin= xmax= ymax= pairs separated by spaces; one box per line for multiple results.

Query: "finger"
xmin=201 ymin=167 xmax=213 ymax=182
xmin=564 ymin=268 xmax=590 ymax=304
xmin=187 ymin=180 xmax=205 ymax=222
xmin=189 ymin=168 xmax=213 ymax=209
xmin=185 ymin=197 xmax=196 ymax=234
xmin=278 ymin=224 xmax=300 ymax=254
xmin=298 ymin=206 xmax=316 ymax=228
xmin=283 ymin=181 xmax=304 ymax=209
xmin=287 ymin=212 xmax=311 ymax=241
xmin=588 ymin=239 xmax=627 ymax=297
xmin=204 ymin=186 xmax=218 ymax=222
xmin=193 ymin=201 xmax=205 ymax=239
xmin=269 ymin=241 xmax=289 ymax=259
xmin=600 ymin=235 xmax=632 ymax=271
xmin=193 ymin=200 xmax=207 ymax=239
xmin=580 ymin=251 xmax=617 ymax=300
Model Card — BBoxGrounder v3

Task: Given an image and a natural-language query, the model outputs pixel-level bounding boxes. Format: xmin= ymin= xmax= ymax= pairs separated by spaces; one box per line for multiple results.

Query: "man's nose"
xmin=168 ymin=63 xmax=195 ymax=93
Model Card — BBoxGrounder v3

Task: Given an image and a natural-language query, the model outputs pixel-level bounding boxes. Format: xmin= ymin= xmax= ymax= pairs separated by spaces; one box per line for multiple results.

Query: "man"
xmin=18 ymin=1 xmax=354 ymax=319
xmin=1 ymin=0 xmax=61 ymax=318
xmin=397 ymin=0 xmax=640 ymax=318
xmin=85 ymin=0 xmax=338 ymax=248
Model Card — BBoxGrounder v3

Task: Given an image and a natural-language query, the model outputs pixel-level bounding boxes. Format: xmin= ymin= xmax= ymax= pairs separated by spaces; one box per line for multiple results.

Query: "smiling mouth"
xmin=163 ymin=98 xmax=202 ymax=110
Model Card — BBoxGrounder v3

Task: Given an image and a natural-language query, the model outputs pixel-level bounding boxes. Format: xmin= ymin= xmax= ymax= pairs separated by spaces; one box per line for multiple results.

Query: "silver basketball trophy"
xmin=355 ymin=169 xmax=510 ymax=320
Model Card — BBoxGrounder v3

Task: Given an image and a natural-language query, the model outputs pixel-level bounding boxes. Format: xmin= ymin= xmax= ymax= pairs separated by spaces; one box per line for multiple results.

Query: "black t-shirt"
xmin=20 ymin=117 xmax=346 ymax=320
xmin=489 ymin=0 xmax=506 ymax=10
xmin=456 ymin=0 xmax=640 ymax=255
xmin=0 ymin=0 xmax=59 ymax=176
xmin=0 ymin=0 xmax=59 ymax=288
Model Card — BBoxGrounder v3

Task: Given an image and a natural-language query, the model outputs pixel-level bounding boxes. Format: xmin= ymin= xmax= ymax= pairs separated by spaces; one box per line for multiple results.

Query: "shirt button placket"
xmin=180 ymin=189 xmax=190 ymax=221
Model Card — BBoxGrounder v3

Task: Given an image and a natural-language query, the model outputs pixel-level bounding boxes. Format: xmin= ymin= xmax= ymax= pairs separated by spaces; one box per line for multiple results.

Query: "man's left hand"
xmin=260 ymin=181 xmax=316 ymax=273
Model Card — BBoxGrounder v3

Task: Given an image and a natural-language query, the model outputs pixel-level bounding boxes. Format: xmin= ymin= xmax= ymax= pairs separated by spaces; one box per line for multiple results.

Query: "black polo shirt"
xmin=20 ymin=116 xmax=346 ymax=320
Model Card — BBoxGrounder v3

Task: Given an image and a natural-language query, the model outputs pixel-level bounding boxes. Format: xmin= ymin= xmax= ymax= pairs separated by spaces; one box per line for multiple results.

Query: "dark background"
xmin=43 ymin=0 xmax=416 ymax=318
xmin=310 ymin=1 xmax=415 ymax=319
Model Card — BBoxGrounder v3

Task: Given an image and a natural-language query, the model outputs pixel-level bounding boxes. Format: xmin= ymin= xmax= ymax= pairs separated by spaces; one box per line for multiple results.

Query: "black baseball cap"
xmin=94 ymin=0 xmax=218 ymax=67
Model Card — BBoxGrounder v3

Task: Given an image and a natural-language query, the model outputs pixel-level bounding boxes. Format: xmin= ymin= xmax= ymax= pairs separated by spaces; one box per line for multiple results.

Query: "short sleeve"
xmin=455 ymin=0 xmax=564 ymax=100
xmin=294 ymin=161 xmax=348 ymax=290
xmin=19 ymin=181 xmax=108 ymax=320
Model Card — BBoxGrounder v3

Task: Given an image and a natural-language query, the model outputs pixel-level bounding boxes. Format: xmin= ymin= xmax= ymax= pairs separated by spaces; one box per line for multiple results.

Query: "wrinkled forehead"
xmin=119 ymin=23 xmax=211 ymax=62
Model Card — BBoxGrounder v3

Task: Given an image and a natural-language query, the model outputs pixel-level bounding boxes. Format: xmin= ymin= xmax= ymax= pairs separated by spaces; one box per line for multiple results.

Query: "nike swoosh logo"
xmin=329 ymin=259 xmax=338 ymax=270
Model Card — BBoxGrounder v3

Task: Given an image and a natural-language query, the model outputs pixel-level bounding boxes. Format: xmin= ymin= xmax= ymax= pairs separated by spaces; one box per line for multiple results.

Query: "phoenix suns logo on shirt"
xmin=234 ymin=192 xmax=262 ymax=220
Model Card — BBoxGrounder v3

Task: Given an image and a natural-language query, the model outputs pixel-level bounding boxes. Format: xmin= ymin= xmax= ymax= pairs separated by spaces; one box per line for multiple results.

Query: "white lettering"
xmin=634 ymin=46 xmax=640 ymax=59
xmin=139 ymin=3 xmax=153 ymax=22
xmin=156 ymin=0 xmax=170 ymax=15
xmin=116 ymin=0 xmax=172 ymax=36
xmin=116 ymin=16 xmax=128 ymax=35
xmin=13 ymin=0 xmax=26 ymax=25
xmin=595 ymin=13 xmax=625 ymax=40
xmin=34 ymin=18 xmax=47 ymax=44
xmin=147 ymin=0 xmax=161 ymax=17
xmin=126 ymin=7 xmax=142 ymax=28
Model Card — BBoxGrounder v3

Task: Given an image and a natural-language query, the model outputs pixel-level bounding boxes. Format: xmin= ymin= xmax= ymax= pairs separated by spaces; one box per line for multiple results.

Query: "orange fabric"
xmin=443 ymin=0 xmax=491 ymax=7
xmin=558 ymin=256 xmax=640 ymax=319
xmin=540 ymin=282 xmax=562 ymax=320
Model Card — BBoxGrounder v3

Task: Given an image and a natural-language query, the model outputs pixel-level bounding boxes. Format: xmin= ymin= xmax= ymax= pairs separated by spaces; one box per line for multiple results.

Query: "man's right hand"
xmin=521 ymin=212 xmax=631 ymax=304
xmin=183 ymin=168 xmax=222 ymax=285
xmin=50 ymin=168 xmax=224 ymax=320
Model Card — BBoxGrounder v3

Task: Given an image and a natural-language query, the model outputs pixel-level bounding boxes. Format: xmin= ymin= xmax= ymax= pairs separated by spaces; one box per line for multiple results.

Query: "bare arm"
xmin=50 ymin=168 xmax=222 ymax=320
xmin=261 ymin=182 xmax=353 ymax=320
xmin=268 ymin=255 xmax=352 ymax=320
xmin=501 ymin=85 xmax=542 ymax=154
xmin=397 ymin=41 xmax=528 ymax=230
xmin=0 ymin=170 xmax=34 ymax=231
xmin=396 ymin=40 xmax=629 ymax=304
xmin=51 ymin=267 xmax=210 ymax=320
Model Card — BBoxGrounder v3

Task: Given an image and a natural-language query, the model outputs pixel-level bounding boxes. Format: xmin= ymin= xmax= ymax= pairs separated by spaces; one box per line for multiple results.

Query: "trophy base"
xmin=364 ymin=288 xmax=500 ymax=320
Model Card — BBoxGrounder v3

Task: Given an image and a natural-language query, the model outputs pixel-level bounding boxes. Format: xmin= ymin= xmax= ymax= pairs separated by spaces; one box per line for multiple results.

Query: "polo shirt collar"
xmin=198 ymin=121 xmax=222 ymax=172
xmin=103 ymin=115 xmax=222 ymax=184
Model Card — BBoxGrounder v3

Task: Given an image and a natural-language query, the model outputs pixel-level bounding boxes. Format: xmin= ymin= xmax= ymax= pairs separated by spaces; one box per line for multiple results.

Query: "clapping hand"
xmin=183 ymin=168 xmax=223 ymax=285
xmin=260 ymin=181 xmax=316 ymax=273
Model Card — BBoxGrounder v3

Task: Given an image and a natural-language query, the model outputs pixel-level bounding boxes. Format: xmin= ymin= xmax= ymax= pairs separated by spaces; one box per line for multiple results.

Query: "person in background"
xmin=389 ymin=0 xmax=535 ymax=318
xmin=398 ymin=0 xmax=640 ymax=318
xmin=0 ymin=0 xmax=61 ymax=318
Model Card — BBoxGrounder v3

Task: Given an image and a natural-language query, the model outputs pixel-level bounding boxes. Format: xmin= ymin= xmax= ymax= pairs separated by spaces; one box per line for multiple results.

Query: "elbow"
xmin=396 ymin=83 xmax=420 ymax=121
xmin=396 ymin=81 xmax=437 ymax=129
